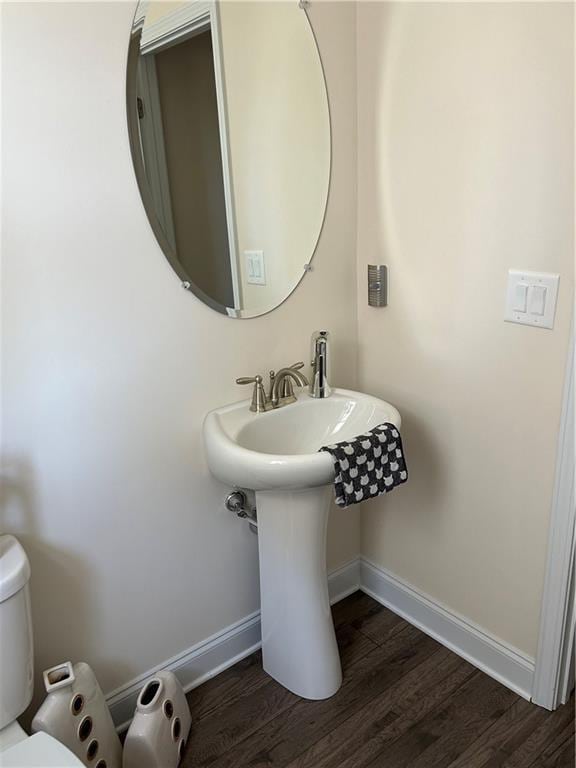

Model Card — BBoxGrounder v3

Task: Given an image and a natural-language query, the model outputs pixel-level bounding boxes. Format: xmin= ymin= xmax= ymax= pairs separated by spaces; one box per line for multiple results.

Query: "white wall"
xmin=0 ymin=0 xmax=358 ymax=707
xmin=142 ymin=1 xmax=185 ymax=28
xmin=357 ymin=1 xmax=573 ymax=658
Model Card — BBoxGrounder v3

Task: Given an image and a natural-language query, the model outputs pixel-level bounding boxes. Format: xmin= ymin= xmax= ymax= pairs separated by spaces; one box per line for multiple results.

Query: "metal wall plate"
xmin=368 ymin=265 xmax=388 ymax=307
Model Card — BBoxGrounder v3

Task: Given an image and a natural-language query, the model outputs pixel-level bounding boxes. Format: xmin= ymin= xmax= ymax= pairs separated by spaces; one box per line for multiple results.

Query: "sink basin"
xmin=203 ymin=388 xmax=401 ymax=701
xmin=204 ymin=388 xmax=401 ymax=490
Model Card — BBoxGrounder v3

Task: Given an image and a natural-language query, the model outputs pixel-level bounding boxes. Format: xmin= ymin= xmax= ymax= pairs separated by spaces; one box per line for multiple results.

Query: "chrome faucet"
xmin=309 ymin=330 xmax=331 ymax=398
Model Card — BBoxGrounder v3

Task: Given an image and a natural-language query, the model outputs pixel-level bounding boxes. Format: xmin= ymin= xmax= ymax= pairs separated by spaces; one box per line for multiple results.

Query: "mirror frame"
xmin=126 ymin=1 xmax=331 ymax=319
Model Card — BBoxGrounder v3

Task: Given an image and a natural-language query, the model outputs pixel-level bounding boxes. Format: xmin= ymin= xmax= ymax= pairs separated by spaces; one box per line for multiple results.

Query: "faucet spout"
xmin=271 ymin=368 xmax=308 ymax=407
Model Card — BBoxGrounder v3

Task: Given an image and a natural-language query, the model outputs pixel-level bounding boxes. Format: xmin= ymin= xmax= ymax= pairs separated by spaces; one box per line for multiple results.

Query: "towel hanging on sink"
xmin=320 ymin=423 xmax=408 ymax=507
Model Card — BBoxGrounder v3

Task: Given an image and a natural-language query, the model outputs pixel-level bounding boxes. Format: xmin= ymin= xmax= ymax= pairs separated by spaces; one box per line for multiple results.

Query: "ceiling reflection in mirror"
xmin=127 ymin=1 xmax=331 ymax=318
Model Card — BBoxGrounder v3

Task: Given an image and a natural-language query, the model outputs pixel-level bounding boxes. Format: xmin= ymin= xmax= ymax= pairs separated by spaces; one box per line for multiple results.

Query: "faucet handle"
xmin=268 ymin=370 xmax=276 ymax=400
xmin=288 ymin=361 xmax=305 ymax=371
xmin=236 ymin=375 xmax=271 ymax=413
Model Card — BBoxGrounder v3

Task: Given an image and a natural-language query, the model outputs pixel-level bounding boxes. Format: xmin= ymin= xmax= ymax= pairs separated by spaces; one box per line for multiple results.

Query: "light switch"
xmin=529 ymin=285 xmax=546 ymax=316
xmin=512 ymin=284 xmax=528 ymax=313
xmin=505 ymin=270 xmax=559 ymax=329
xmin=245 ymin=250 xmax=266 ymax=285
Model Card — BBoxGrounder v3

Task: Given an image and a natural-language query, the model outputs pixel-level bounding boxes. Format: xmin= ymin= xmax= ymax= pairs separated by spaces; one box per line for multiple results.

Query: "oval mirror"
xmin=127 ymin=1 xmax=330 ymax=318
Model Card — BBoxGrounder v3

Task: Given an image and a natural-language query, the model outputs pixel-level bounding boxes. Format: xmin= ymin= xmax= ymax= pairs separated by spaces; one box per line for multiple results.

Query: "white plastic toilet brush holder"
xmin=123 ymin=670 xmax=191 ymax=768
xmin=32 ymin=661 xmax=122 ymax=768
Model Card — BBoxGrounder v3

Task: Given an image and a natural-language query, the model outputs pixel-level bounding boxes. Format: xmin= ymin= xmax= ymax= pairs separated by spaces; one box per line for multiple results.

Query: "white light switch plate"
xmin=245 ymin=250 xmax=266 ymax=285
xmin=505 ymin=270 xmax=559 ymax=329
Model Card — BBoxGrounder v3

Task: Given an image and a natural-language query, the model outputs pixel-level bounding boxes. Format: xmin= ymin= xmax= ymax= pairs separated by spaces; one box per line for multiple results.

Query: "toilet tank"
xmin=0 ymin=535 xmax=33 ymax=730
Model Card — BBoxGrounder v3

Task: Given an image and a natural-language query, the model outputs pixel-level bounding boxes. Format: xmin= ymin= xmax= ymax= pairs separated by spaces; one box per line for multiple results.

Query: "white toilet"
xmin=0 ymin=535 xmax=84 ymax=767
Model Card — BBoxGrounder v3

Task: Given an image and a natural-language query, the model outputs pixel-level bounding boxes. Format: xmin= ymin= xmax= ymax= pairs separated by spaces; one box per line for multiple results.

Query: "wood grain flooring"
xmin=180 ymin=592 xmax=574 ymax=768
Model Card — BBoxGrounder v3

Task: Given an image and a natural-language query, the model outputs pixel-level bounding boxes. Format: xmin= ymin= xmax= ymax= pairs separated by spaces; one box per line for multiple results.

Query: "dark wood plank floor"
xmin=181 ymin=592 xmax=575 ymax=768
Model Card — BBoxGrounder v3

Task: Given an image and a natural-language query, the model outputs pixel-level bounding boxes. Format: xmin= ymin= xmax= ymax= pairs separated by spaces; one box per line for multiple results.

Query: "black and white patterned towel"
xmin=320 ymin=423 xmax=408 ymax=507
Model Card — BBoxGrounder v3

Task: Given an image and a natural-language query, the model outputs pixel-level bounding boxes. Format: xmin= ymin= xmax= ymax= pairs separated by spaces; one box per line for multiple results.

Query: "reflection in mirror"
xmin=127 ymin=1 xmax=331 ymax=318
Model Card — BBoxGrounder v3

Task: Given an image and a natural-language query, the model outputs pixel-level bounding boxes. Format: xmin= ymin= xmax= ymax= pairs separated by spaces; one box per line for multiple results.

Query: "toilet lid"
xmin=0 ymin=536 xmax=31 ymax=603
xmin=0 ymin=732 xmax=84 ymax=767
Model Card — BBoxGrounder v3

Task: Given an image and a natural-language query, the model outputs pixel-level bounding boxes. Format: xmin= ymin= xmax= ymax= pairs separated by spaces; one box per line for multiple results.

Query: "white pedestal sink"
xmin=203 ymin=388 xmax=401 ymax=700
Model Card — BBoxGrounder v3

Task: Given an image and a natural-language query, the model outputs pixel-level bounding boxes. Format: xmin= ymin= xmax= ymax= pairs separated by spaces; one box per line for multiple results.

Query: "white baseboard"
xmin=107 ymin=558 xmax=361 ymax=729
xmin=328 ymin=557 xmax=361 ymax=604
xmin=108 ymin=554 xmax=536 ymax=729
xmin=360 ymin=557 xmax=535 ymax=701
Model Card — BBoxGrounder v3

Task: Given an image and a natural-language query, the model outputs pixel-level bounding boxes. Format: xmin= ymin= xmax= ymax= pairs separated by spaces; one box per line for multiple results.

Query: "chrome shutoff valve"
xmin=225 ymin=490 xmax=248 ymax=518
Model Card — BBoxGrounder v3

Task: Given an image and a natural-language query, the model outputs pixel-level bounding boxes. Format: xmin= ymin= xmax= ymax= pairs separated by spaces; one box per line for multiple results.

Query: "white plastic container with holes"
xmin=32 ymin=661 xmax=122 ymax=768
xmin=123 ymin=670 xmax=191 ymax=768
